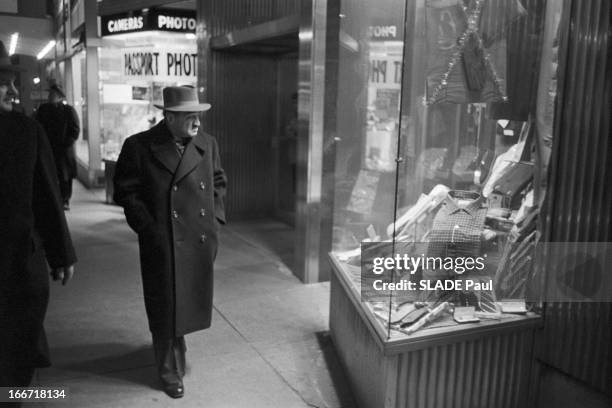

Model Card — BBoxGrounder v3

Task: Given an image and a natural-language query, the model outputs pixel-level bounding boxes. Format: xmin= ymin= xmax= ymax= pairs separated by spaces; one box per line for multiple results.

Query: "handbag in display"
xmin=424 ymin=0 xmax=526 ymax=105
xmin=491 ymin=161 xmax=533 ymax=208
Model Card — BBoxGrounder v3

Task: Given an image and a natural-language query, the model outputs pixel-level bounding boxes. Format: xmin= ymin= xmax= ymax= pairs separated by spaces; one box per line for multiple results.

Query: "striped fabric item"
xmin=478 ymin=282 xmax=499 ymax=312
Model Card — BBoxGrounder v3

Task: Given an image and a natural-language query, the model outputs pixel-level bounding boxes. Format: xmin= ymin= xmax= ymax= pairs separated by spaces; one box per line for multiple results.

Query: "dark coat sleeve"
xmin=211 ymin=136 xmax=227 ymax=225
xmin=113 ymin=137 xmax=156 ymax=234
xmin=32 ymin=122 xmax=77 ymax=268
xmin=63 ymin=105 xmax=80 ymax=146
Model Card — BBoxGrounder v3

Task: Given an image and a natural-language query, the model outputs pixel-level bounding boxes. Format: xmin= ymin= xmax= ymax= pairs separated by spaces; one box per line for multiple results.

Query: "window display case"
xmin=328 ymin=1 xmax=551 ymax=407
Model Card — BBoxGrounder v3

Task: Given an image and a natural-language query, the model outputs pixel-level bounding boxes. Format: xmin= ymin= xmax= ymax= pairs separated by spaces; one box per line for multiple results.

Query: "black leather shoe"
xmin=163 ymin=382 xmax=184 ymax=398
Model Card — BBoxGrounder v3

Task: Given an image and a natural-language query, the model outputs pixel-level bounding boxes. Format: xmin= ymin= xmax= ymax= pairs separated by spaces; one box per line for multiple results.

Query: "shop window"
xmin=330 ymin=0 xmax=549 ymax=340
xmin=99 ymin=31 xmax=197 ymax=161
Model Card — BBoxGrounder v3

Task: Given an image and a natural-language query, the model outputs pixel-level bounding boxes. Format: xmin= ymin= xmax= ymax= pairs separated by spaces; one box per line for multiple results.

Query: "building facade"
xmin=49 ymin=2 xmax=611 ymax=406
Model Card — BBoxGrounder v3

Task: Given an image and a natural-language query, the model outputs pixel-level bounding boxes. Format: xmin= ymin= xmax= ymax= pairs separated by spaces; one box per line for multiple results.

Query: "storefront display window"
xmin=331 ymin=0 xmax=547 ymax=340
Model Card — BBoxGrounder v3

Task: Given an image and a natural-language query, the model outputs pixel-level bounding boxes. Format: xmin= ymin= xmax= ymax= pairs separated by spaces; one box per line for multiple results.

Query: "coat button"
xmin=172 ymin=210 xmax=179 ymax=219
xmin=200 ymin=208 xmax=206 ymax=217
xmin=200 ymin=234 xmax=207 ymax=243
xmin=172 ymin=185 xmax=178 ymax=192
xmin=200 ymin=181 xmax=206 ymax=190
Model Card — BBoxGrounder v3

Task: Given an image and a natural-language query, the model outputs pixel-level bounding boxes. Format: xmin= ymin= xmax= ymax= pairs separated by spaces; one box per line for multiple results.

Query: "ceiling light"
xmin=9 ymin=33 xmax=18 ymax=55
xmin=37 ymin=40 xmax=56 ymax=60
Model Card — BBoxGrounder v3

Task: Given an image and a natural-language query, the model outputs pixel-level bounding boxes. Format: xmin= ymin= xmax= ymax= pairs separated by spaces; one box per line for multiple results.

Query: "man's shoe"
xmin=163 ymin=381 xmax=184 ymax=399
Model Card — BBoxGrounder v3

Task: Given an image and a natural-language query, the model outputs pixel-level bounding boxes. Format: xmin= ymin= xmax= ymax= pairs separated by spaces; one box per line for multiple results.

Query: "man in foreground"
xmin=0 ymin=41 xmax=76 ymax=392
xmin=113 ymin=86 xmax=226 ymax=398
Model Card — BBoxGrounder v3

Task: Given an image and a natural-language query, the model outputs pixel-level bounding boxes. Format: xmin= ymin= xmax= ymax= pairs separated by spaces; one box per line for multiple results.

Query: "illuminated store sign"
xmin=107 ymin=16 xmax=145 ymax=34
xmin=123 ymin=49 xmax=198 ymax=79
xmin=157 ymin=15 xmax=197 ymax=31
xmin=101 ymin=9 xmax=196 ymax=36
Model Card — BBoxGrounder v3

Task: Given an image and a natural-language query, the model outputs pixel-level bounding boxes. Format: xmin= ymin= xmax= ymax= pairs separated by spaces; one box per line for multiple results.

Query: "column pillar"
xmin=295 ymin=0 xmax=339 ymax=282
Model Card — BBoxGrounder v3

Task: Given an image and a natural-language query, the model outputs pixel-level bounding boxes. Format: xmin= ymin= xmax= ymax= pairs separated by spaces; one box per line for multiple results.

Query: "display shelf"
xmin=329 ymin=253 xmax=542 ymax=408
xmin=329 ymin=253 xmax=541 ymax=355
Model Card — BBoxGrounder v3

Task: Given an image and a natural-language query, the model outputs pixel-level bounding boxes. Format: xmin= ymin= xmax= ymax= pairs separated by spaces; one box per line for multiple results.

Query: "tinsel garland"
xmin=425 ymin=0 xmax=508 ymax=105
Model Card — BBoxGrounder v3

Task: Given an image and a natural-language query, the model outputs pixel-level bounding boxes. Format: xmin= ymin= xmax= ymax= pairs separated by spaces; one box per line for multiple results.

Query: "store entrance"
xmin=210 ymin=22 xmax=300 ymax=226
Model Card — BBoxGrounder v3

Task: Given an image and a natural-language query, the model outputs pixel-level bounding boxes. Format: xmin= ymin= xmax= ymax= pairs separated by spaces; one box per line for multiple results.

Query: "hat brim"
xmin=154 ymin=103 xmax=211 ymax=112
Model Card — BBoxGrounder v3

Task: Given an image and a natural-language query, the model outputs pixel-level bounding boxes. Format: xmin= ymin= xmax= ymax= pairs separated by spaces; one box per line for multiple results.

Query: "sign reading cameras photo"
xmin=101 ymin=8 xmax=197 ymax=36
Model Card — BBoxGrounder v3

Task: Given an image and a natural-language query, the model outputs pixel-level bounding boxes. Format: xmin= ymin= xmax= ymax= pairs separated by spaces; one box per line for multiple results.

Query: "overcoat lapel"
xmin=149 ymin=122 xmax=180 ymax=174
xmin=173 ymin=132 xmax=206 ymax=184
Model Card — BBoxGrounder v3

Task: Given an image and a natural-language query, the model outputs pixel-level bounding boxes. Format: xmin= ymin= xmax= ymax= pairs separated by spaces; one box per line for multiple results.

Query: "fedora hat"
xmin=154 ymin=86 xmax=211 ymax=112
xmin=0 ymin=40 xmax=25 ymax=72
xmin=48 ymin=84 xmax=66 ymax=98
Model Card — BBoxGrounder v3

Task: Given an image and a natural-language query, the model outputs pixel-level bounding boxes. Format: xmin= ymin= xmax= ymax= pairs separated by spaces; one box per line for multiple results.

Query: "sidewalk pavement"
xmin=34 ymin=182 xmax=354 ymax=408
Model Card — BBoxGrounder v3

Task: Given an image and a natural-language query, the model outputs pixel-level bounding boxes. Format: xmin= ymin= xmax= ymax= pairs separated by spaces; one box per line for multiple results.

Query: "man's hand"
xmin=51 ymin=265 xmax=75 ymax=285
xmin=213 ymin=170 xmax=226 ymax=189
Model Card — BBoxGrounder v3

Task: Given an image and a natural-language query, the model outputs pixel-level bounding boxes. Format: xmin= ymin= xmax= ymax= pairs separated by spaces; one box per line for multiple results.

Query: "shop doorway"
xmin=209 ymin=19 xmax=300 ymax=226
xmin=204 ymin=3 xmax=337 ymax=282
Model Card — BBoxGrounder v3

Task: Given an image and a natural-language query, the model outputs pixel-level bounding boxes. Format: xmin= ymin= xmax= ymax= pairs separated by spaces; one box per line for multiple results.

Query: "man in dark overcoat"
xmin=35 ymin=84 xmax=80 ymax=210
xmin=113 ymin=86 xmax=226 ymax=399
xmin=0 ymin=41 xmax=77 ymax=391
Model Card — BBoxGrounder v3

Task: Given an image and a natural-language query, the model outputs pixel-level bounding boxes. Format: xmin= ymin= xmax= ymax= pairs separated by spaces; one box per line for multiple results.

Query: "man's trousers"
xmin=152 ymin=334 xmax=186 ymax=385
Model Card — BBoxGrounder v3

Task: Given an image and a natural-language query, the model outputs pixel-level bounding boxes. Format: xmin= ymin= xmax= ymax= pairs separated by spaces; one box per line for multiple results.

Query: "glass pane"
xmin=391 ymin=0 xmax=545 ymax=334
xmin=332 ymin=0 xmax=408 ymax=336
